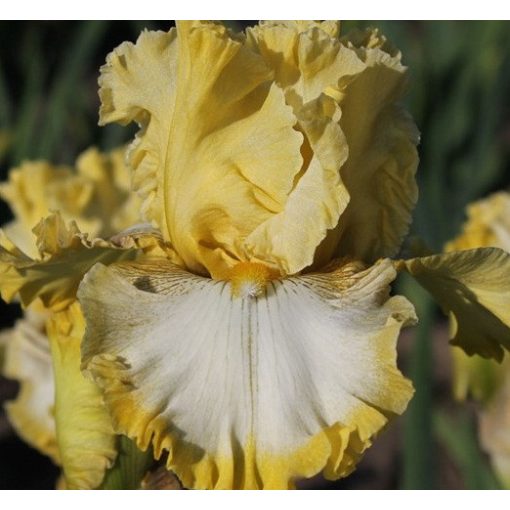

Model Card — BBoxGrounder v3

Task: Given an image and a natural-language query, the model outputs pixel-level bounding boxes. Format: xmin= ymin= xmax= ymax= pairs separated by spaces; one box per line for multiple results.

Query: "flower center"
xmin=228 ymin=262 xmax=279 ymax=298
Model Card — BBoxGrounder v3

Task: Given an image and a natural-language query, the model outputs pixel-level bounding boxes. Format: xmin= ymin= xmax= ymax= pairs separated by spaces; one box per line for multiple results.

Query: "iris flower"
xmin=2 ymin=20 xmax=510 ymax=490
xmin=0 ymin=147 xmax=147 ymax=488
xmin=447 ymin=192 xmax=510 ymax=488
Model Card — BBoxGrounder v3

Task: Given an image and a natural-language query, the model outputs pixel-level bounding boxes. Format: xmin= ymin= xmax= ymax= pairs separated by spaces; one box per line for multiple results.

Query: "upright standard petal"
xmin=397 ymin=248 xmax=510 ymax=361
xmin=247 ymin=23 xmax=419 ymax=267
xmin=324 ymin=33 xmax=419 ymax=264
xmin=0 ymin=161 xmax=94 ymax=258
xmin=47 ymin=303 xmax=117 ymax=489
xmin=246 ymin=21 xmax=365 ymax=105
xmin=244 ymin=94 xmax=349 ymax=275
xmin=2 ymin=307 xmax=58 ymax=462
xmin=99 ymin=23 xmax=303 ymax=277
xmin=0 ymin=147 xmax=142 ymax=259
xmin=75 ymin=147 xmax=143 ymax=237
xmin=78 ymin=258 xmax=415 ymax=489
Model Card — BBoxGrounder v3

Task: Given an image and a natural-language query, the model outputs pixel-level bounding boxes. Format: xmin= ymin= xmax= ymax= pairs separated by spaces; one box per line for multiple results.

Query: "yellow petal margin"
xmin=78 ymin=258 xmax=415 ymax=489
xmin=0 ymin=212 xmax=136 ymax=311
xmin=47 ymin=302 xmax=117 ymax=489
xmin=99 ymin=22 xmax=303 ymax=277
xmin=396 ymin=248 xmax=510 ymax=361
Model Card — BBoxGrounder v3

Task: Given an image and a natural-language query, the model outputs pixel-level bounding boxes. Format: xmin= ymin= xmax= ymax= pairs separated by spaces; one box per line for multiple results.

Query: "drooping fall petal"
xmin=78 ymin=258 xmax=415 ymax=489
xmin=0 ymin=213 xmax=136 ymax=311
xmin=397 ymin=248 xmax=510 ymax=361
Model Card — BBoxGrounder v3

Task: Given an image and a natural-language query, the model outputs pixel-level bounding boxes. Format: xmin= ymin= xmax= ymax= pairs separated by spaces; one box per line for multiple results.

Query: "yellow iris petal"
xmin=324 ymin=32 xmax=419 ymax=264
xmin=0 ymin=212 xmax=136 ymax=311
xmin=243 ymin=94 xmax=349 ymax=274
xmin=48 ymin=302 xmax=117 ymax=489
xmin=397 ymin=248 xmax=510 ymax=361
xmin=246 ymin=20 xmax=363 ymax=106
xmin=247 ymin=23 xmax=419 ymax=267
xmin=0 ymin=147 xmax=140 ymax=260
xmin=446 ymin=191 xmax=510 ymax=253
xmin=0 ymin=161 xmax=94 ymax=258
xmin=0 ymin=152 xmax=168 ymax=490
xmin=75 ymin=147 xmax=143 ymax=237
xmin=99 ymin=23 xmax=304 ymax=277
xmin=444 ymin=191 xmax=510 ymax=489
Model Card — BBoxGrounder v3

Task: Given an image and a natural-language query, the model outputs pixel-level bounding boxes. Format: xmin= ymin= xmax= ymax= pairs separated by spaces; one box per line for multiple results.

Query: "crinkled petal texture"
xmin=98 ymin=22 xmax=356 ymax=277
xmin=0 ymin=147 xmax=140 ymax=259
xmin=1 ymin=307 xmax=58 ymax=462
xmin=78 ymin=258 xmax=415 ymax=489
xmin=398 ymin=248 xmax=510 ymax=361
xmin=0 ymin=213 xmax=137 ymax=311
xmin=74 ymin=147 xmax=144 ymax=237
xmin=0 ymin=161 xmax=94 ymax=258
xmin=47 ymin=303 xmax=117 ymax=489
xmin=246 ymin=21 xmax=361 ymax=105
xmin=247 ymin=22 xmax=419 ymax=267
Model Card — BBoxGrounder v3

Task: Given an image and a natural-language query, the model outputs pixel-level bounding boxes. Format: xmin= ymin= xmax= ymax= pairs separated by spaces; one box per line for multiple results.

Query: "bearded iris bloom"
xmin=0 ymin=148 xmax=147 ymax=488
xmin=2 ymin=20 xmax=510 ymax=490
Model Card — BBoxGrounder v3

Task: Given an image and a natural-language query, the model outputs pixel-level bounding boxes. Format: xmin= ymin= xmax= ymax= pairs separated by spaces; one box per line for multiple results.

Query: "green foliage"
xmin=99 ymin=436 xmax=154 ymax=490
xmin=434 ymin=411 xmax=501 ymax=489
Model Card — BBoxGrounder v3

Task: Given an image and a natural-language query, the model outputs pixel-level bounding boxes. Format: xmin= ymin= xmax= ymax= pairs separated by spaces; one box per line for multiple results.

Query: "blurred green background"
xmin=0 ymin=20 xmax=510 ymax=489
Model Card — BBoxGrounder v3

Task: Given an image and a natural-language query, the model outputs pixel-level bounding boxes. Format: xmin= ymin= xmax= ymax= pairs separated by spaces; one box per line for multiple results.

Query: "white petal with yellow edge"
xmin=79 ymin=258 xmax=415 ymax=489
